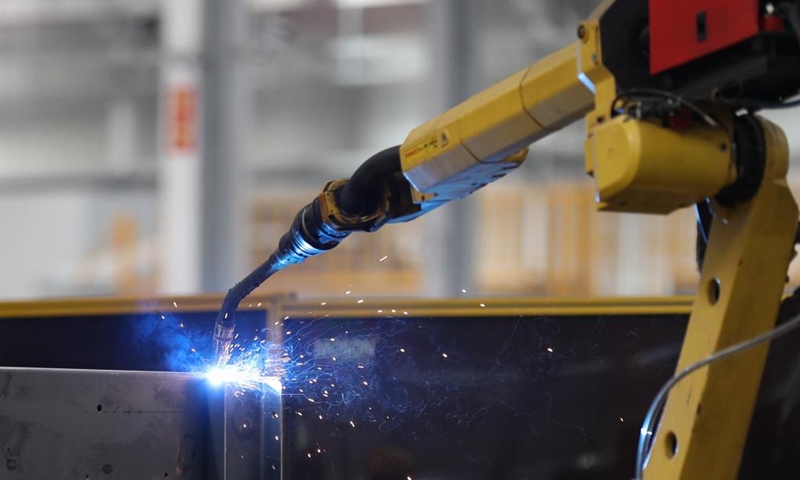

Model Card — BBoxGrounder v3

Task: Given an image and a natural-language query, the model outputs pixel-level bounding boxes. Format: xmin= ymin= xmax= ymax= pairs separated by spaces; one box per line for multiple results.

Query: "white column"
xmin=158 ymin=0 xmax=203 ymax=294
xmin=105 ymin=99 xmax=139 ymax=174
xmin=200 ymin=0 xmax=251 ymax=293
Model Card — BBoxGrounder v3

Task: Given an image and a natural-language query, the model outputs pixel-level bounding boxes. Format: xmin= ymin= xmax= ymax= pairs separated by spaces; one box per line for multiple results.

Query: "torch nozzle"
xmin=213 ymin=324 xmax=235 ymax=366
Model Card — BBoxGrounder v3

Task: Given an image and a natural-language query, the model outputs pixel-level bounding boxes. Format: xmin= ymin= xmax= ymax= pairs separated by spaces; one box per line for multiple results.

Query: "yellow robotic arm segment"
xmin=400 ymin=44 xmax=593 ymax=204
xmin=590 ymin=117 xmax=735 ymax=213
xmin=520 ymin=43 xmax=594 ymax=131
xmin=399 ymin=25 xmax=737 ymax=217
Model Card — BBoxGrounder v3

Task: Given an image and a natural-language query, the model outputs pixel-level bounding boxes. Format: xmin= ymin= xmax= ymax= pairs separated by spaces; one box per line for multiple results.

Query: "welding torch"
xmin=211 ymin=40 xmax=600 ymax=365
xmin=214 ymin=146 xmax=434 ymax=364
xmin=213 ymin=132 xmax=530 ymax=364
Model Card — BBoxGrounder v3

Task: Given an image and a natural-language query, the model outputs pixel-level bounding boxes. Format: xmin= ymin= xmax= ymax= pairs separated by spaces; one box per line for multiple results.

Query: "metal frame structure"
xmin=0 ymin=367 xmax=282 ymax=480
xmin=0 ymin=294 xmax=693 ymax=320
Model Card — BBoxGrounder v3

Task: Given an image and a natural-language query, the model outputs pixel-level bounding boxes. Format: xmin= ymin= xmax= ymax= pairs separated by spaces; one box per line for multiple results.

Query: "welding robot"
xmin=212 ymin=1 xmax=800 ymax=479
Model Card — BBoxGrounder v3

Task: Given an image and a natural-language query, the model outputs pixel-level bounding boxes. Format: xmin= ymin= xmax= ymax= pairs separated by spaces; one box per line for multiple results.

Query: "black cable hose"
xmin=695 ymin=200 xmax=712 ymax=271
xmin=213 ymin=147 xmax=402 ymax=363
xmin=337 ymin=145 xmax=402 ymax=215
xmin=216 ymin=200 xmax=347 ymax=330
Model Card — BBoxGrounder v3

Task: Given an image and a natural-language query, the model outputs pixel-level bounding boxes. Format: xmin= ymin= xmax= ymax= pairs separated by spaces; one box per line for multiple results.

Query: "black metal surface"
xmin=278 ymin=306 xmax=800 ymax=480
xmin=0 ymin=310 xmax=267 ymax=371
xmin=741 ymin=289 xmax=800 ymax=479
xmin=277 ymin=313 xmax=685 ymax=479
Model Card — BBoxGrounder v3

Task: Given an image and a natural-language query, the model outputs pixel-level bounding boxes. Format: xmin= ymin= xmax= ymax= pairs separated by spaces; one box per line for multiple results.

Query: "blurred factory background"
xmin=2 ymin=0 xmax=800 ymax=301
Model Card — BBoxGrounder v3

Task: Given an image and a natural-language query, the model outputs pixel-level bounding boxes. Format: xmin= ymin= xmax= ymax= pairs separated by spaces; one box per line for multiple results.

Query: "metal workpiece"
xmin=0 ymin=368 xmax=207 ymax=479
xmin=207 ymin=383 xmax=282 ymax=480
xmin=0 ymin=368 xmax=282 ymax=480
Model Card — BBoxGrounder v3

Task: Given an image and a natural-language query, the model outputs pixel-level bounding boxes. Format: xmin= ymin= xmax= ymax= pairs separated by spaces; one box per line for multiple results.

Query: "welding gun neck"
xmin=337 ymin=145 xmax=401 ymax=216
xmin=213 ymin=146 xmax=401 ymax=365
xmin=216 ymin=199 xmax=345 ymax=326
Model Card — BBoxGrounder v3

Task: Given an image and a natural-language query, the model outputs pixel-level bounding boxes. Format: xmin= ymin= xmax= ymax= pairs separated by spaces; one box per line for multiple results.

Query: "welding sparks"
xmin=400 ymin=348 xmax=406 ymax=353
xmin=379 ymin=255 xmax=388 ymax=262
xmin=442 ymin=352 xmax=448 ymax=358
xmin=479 ymin=303 xmax=486 ymax=308
xmin=350 ymin=420 xmax=356 ymax=427
xmin=357 ymin=299 xmax=364 ymax=304
xmin=173 ymin=301 xmax=178 ymax=308
xmin=546 ymin=347 xmax=554 ymax=353
xmin=345 ymin=290 xmax=351 ymax=295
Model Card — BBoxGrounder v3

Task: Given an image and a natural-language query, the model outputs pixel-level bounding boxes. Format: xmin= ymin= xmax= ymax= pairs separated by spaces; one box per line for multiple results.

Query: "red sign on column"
xmin=168 ymin=86 xmax=197 ymax=154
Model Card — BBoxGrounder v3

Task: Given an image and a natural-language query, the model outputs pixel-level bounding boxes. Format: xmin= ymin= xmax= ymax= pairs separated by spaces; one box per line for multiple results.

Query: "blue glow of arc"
xmin=205 ymin=366 xmax=282 ymax=394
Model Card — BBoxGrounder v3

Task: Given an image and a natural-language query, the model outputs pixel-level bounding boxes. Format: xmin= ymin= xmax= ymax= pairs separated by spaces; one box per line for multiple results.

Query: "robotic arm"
xmin=215 ymin=2 xmax=800 ymax=479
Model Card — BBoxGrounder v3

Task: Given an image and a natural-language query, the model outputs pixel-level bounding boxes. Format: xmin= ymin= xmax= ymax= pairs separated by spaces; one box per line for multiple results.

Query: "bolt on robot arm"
xmin=215 ymin=2 xmax=800 ymax=479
